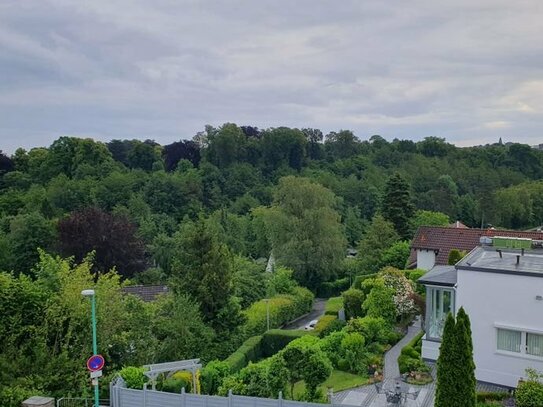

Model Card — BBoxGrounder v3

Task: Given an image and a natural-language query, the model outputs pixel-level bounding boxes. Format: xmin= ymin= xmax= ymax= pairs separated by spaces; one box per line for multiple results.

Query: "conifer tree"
xmin=435 ymin=313 xmax=457 ymax=407
xmin=456 ymin=307 xmax=476 ymax=406
xmin=381 ymin=172 xmax=415 ymax=240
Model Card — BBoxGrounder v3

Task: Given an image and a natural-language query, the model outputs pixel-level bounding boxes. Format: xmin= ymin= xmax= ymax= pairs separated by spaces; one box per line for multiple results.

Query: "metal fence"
xmin=110 ymin=385 xmax=336 ymax=407
xmin=56 ymin=397 xmax=110 ymax=407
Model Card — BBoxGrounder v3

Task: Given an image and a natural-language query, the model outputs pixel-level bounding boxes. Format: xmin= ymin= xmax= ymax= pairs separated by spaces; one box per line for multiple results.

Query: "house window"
xmin=427 ymin=287 xmax=454 ymax=340
xmin=495 ymin=328 xmax=543 ymax=359
xmin=497 ymin=328 xmax=522 ymax=353
xmin=527 ymin=333 xmax=543 ymax=357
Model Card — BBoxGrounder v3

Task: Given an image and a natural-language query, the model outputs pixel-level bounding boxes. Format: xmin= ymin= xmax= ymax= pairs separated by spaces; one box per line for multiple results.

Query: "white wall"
xmin=456 ymin=269 xmax=543 ymax=388
xmin=421 ymin=337 xmax=440 ymax=360
xmin=417 ymin=249 xmax=436 ymax=270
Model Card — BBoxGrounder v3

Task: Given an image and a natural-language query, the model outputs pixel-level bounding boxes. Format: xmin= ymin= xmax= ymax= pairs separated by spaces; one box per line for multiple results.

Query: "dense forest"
xmin=1 ymin=124 xmax=543 ymax=404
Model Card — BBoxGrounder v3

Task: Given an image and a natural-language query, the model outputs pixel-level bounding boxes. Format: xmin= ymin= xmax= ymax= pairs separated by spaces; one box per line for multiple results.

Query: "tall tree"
xmin=57 ymin=208 xmax=146 ymax=279
xmin=260 ymin=176 xmax=346 ymax=289
xmin=456 ymin=307 xmax=476 ymax=406
xmin=356 ymin=214 xmax=399 ymax=273
xmin=162 ymin=140 xmax=201 ymax=171
xmin=435 ymin=313 xmax=457 ymax=407
xmin=381 ymin=172 xmax=415 ymax=240
xmin=170 ymin=219 xmax=234 ymax=323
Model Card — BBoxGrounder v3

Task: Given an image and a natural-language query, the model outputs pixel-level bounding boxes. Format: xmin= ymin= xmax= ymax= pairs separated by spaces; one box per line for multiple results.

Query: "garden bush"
xmin=476 ymin=392 xmax=510 ymax=402
xmin=346 ymin=316 xmax=390 ymax=345
xmin=317 ymin=277 xmax=350 ymax=297
xmin=324 ymin=296 xmax=343 ymax=316
xmin=342 ymin=288 xmax=365 ymax=319
xmin=353 ymin=273 xmax=377 ymax=290
xmin=516 ymin=369 xmax=543 ymax=407
xmin=397 ymin=332 xmax=429 ymax=374
xmin=162 ymin=371 xmax=192 ymax=393
xmin=224 ymin=335 xmax=263 ymax=372
xmin=314 ymin=315 xmax=337 ymax=334
xmin=119 ymin=366 xmax=147 ymax=389
xmin=318 ymin=318 xmax=346 ymax=338
xmin=200 ymin=360 xmax=231 ymax=395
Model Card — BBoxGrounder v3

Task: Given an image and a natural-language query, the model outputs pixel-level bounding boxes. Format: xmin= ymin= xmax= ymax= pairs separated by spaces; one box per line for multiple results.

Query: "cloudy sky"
xmin=1 ymin=0 xmax=542 ymax=153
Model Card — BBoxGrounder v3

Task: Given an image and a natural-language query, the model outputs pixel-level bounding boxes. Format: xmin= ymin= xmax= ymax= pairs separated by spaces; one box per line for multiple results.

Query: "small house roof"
xmin=122 ymin=285 xmax=169 ymax=302
xmin=409 ymin=226 xmax=543 ymax=268
xmin=417 ymin=265 xmax=457 ymax=287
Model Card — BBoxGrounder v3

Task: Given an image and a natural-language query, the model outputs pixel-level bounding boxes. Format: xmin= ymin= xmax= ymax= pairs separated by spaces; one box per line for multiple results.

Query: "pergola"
xmin=143 ymin=359 xmax=202 ymax=392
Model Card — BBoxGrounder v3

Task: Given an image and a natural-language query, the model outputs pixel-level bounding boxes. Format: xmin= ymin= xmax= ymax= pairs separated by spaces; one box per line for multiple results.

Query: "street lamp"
xmin=264 ymin=299 xmax=270 ymax=331
xmin=82 ymin=289 xmax=99 ymax=407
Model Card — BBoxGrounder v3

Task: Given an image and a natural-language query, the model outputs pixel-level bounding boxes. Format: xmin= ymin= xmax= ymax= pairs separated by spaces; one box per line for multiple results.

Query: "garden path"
xmin=332 ymin=318 xmax=437 ymax=407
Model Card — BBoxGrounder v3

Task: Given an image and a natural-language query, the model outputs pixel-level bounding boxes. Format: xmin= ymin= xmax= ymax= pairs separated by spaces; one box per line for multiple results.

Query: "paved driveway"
xmin=283 ymin=298 xmax=326 ymax=330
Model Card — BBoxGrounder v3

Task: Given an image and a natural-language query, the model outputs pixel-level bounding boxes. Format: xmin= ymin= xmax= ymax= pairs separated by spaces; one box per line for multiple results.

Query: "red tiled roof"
xmin=122 ymin=285 xmax=169 ymax=302
xmin=409 ymin=226 xmax=543 ymax=267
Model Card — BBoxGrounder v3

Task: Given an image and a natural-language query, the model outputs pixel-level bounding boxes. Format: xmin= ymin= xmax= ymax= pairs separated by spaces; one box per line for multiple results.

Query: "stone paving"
xmin=332 ymin=318 xmax=511 ymax=407
xmin=333 ymin=318 xmax=436 ymax=407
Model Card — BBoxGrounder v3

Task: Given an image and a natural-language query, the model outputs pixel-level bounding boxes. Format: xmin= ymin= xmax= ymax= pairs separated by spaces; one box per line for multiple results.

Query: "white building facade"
xmin=420 ymin=240 xmax=543 ymax=388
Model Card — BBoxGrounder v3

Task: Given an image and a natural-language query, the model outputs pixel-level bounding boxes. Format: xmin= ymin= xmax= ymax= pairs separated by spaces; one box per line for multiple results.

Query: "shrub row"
xmin=398 ymin=331 xmax=429 ymax=374
xmin=244 ymin=287 xmax=314 ymax=336
xmin=324 ymin=297 xmax=343 ymax=316
xmin=224 ymin=335 xmax=264 ymax=372
xmin=260 ymin=329 xmax=309 ymax=357
xmin=317 ymin=277 xmax=350 ymax=297
xmin=225 ymin=329 xmax=309 ymax=372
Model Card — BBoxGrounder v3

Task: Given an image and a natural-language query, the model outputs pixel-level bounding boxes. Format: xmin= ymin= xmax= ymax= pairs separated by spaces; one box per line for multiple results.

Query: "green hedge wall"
xmin=224 ymin=335 xmax=264 ymax=372
xmin=243 ymin=287 xmax=314 ymax=336
xmin=260 ymin=329 xmax=309 ymax=357
xmin=225 ymin=329 xmax=309 ymax=372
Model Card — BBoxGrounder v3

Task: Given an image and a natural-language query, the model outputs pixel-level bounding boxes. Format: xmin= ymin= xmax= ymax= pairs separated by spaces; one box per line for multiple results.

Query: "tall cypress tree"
xmin=435 ymin=313 xmax=457 ymax=407
xmin=381 ymin=172 xmax=415 ymax=240
xmin=456 ymin=307 xmax=476 ymax=406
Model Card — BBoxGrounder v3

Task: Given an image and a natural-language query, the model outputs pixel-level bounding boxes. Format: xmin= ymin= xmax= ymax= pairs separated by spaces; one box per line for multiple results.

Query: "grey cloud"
xmin=1 ymin=0 xmax=542 ymax=153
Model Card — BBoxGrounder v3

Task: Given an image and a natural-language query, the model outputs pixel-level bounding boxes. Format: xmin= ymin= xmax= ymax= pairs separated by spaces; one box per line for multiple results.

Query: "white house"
xmin=419 ymin=237 xmax=543 ymax=388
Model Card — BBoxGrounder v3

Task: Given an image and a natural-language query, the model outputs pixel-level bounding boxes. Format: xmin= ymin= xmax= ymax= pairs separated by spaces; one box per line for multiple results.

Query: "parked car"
xmin=304 ymin=319 xmax=318 ymax=330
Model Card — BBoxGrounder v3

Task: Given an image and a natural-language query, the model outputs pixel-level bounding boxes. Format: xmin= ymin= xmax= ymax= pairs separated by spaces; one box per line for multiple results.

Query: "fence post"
xmin=182 ymin=386 xmax=186 ymax=407
xmin=278 ymin=391 xmax=283 ymax=407
xmin=143 ymin=382 xmax=148 ymax=407
xmin=228 ymin=389 xmax=233 ymax=407
xmin=327 ymin=388 xmax=334 ymax=404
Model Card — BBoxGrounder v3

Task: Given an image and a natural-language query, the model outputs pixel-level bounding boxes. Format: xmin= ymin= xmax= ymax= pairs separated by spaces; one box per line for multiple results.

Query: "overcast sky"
xmin=1 ymin=1 xmax=542 ymax=153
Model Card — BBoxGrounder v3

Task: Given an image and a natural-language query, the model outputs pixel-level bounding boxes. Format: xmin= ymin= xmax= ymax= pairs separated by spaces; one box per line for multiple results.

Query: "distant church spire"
xmin=498 ymin=137 xmax=503 ymax=146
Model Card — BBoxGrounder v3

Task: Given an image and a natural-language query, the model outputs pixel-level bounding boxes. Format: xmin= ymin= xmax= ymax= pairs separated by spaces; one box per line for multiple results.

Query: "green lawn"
xmin=289 ymin=370 xmax=369 ymax=399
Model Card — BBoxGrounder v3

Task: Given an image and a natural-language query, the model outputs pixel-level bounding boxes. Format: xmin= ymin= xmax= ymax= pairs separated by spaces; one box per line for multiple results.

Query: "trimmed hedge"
xmin=317 ymin=277 xmax=350 ymax=297
xmin=261 ymin=329 xmax=309 ymax=357
xmin=315 ymin=315 xmax=337 ymax=334
xmin=244 ymin=287 xmax=314 ymax=336
xmin=325 ymin=297 xmax=343 ymax=316
xmin=225 ymin=329 xmax=309 ymax=372
xmin=224 ymin=335 xmax=264 ymax=372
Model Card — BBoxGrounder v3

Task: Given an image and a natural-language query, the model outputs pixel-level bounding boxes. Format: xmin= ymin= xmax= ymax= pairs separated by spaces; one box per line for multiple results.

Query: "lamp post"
xmin=264 ymin=299 xmax=270 ymax=331
xmin=82 ymin=289 xmax=99 ymax=407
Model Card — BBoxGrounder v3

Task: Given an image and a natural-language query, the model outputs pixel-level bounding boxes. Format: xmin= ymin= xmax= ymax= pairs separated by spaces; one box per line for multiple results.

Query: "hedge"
xmin=225 ymin=329 xmax=309 ymax=372
xmin=261 ymin=329 xmax=309 ymax=357
xmin=325 ymin=297 xmax=343 ymax=316
xmin=244 ymin=287 xmax=314 ymax=336
xmin=314 ymin=315 xmax=337 ymax=334
xmin=317 ymin=277 xmax=350 ymax=297
xmin=224 ymin=335 xmax=264 ymax=372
